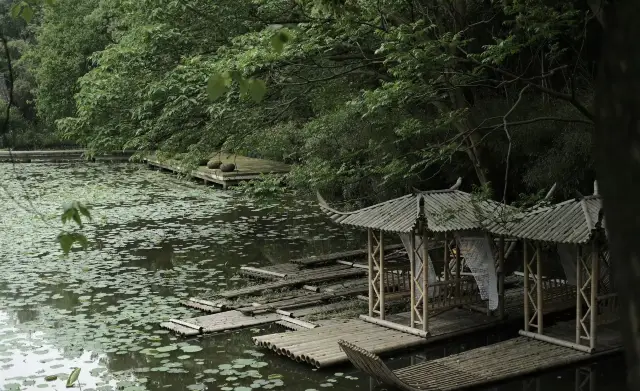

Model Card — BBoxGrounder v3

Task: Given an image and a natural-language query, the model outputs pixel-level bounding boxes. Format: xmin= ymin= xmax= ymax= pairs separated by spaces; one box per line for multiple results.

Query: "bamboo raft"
xmin=250 ymin=283 xmax=577 ymax=368
xmin=338 ymin=321 xmax=622 ymax=391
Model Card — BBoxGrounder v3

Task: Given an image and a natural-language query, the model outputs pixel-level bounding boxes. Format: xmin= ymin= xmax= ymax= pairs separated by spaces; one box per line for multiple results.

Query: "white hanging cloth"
xmin=455 ymin=233 xmax=499 ymax=310
xmin=399 ymin=233 xmax=438 ymax=298
xmin=557 ymin=243 xmax=578 ymax=285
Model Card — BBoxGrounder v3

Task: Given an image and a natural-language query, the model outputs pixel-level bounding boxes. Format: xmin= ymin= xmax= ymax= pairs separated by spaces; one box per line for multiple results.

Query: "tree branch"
xmin=502 ymin=85 xmax=530 ymax=203
xmin=466 ymin=59 xmax=595 ymax=122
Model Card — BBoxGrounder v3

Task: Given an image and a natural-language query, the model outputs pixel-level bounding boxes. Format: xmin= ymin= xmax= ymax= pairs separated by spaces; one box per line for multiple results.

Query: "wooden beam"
xmin=499 ymin=236 xmax=505 ymax=319
xmin=379 ymin=230 xmax=385 ymax=320
xmin=590 ymin=239 xmax=600 ymax=349
xmin=537 ymin=243 xmax=543 ymax=334
xmin=576 ymin=245 xmax=583 ymax=345
xmin=524 ymin=240 xmax=530 ymax=332
xmin=368 ymin=229 xmax=374 ymax=317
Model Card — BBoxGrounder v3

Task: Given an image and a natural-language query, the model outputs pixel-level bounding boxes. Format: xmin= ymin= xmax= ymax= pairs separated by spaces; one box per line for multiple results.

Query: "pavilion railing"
xmin=428 ymin=276 xmax=481 ymax=315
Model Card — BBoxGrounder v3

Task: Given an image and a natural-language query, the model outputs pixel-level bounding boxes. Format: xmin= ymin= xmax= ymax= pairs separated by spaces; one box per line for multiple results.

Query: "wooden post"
xmin=368 ymin=229 xmax=374 ymax=317
xmin=576 ymin=245 xmax=583 ymax=345
xmin=455 ymin=240 xmax=461 ymax=299
xmin=409 ymin=232 xmax=416 ymax=328
xmin=537 ymin=243 xmax=543 ymax=334
xmin=524 ymin=240 xmax=530 ymax=332
xmin=499 ymin=236 xmax=505 ymax=319
xmin=379 ymin=230 xmax=385 ymax=320
xmin=590 ymin=239 xmax=599 ymax=350
xmin=422 ymin=230 xmax=429 ymax=333
xmin=444 ymin=234 xmax=450 ymax=300
xmin=444 ymin=234 xmax=450 ymax=282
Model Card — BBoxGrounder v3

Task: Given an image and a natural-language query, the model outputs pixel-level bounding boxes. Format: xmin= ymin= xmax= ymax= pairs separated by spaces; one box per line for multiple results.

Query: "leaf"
xmin=20 ymin=3 xmax=34 ymax=23
xmin=270 ymin=30 xmax=291 ymax=54
xmin=207 ymin=73 xmax=229 ymax=102
xmin=270 ymin=34 xmax=284 ymax=54
xmin=66 ymin=368 xmax=80 ymax=388
xmin=10 ymin=3 xmax=22 ymax=18
xmin=76 ymin=203 xmax=92 ymax=220
xmin=248 ymin=79 xmax=267 ymax=103
xmin=238 ymin=77 xmax=250 ymax=98
xmin=44 ymin=375 xmax=57 ymax=381
xmin=58 ymin=233 xmax=75 ymax=255
xmin=268 ymin=374 xmax=283 ymax=380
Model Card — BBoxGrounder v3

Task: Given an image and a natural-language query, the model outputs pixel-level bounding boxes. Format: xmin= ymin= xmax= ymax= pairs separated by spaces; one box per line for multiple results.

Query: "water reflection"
xmin=0 ymin=163 xmax=625 ymax=391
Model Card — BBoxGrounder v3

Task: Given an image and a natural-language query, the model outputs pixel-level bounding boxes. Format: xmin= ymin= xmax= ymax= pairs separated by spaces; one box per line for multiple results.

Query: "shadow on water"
xmin=0 ymin=163 xmax=625 ymax=391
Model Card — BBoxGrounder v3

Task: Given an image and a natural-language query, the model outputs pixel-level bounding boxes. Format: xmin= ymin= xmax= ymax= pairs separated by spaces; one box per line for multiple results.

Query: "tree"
xmin=594 ymin=0 xmax=640 ymax=388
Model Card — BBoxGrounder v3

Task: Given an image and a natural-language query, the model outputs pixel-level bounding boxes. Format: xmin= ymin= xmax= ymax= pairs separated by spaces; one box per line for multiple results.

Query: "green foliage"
xmin=58 ymin=201 xmax=91 ymax=255
xmin=12 ymin=0 xmax=600 ymax=206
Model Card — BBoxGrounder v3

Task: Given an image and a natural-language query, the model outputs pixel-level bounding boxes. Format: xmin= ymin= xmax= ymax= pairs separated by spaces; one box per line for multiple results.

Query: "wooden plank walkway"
xmin=339 ymin=321 xmax=622 ymax=391
xmin=249 ymin=285 xmax=576 ymax=368
xmin=160 ymin=310 xmax=281 ymax=336
xmin=161 ymin=299 xmax=362 ymax=336
xmin=289 ymin=244 xmax=405 ymax=266
xmin=0 ymin=149 xmax=134 ymax=162
xmin=145 ymin=155 xmax=290 ymax=189
xmin=217 ymin=266 xmax=368 ymax=298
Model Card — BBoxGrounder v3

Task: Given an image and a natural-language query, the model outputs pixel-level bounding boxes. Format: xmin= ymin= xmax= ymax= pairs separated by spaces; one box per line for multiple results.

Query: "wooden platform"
xmin=339 ymin=321 xmax=622 ymax=391
xmin=145 ymin=154 xmax=290 ymax=189
xmin=0 ymin=149 xmax=134 ymax=162
xmin=249 ymin=284 xmax=576 ymax=368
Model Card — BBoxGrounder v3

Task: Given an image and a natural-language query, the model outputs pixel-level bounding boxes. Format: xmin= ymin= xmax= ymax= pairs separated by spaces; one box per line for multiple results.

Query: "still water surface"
xmin=0 ymin=163 xmax=625 ymax=391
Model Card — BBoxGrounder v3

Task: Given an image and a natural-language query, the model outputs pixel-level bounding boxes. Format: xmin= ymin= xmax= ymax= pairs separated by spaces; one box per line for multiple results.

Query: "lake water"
xmin=0 ymin=163 xmax=625 ymax=391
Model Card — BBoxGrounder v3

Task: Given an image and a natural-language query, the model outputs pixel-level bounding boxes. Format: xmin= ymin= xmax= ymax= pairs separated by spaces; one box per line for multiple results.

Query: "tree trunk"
xmin=593 ymin=0 xmax=640 ymax=388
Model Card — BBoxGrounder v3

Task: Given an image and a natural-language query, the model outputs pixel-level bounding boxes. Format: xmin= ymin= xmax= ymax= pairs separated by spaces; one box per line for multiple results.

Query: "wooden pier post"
xmin=379 ymin=231 xmax=385 ymax=320
xmin=576 ymin=245 xmax=583 ymax=344
xmin=590 ymin=239 xmax=599 ymax=350
xmin=536 ymin=243 xmax=543 ymax=334
xmin=409 ymin=232 xmax=416 ymax=328
xmin=524 ymin=240 xmax=530 ymax=332
xmin=455 ymin=240 xmax=461 ymax=299
xmin=498 ymin=236 xmax=505 ymax=319
xmin=368 ymin=229 xmax=374 ymax=317
xmin=422 ymin=230 xmax=429 ymax=333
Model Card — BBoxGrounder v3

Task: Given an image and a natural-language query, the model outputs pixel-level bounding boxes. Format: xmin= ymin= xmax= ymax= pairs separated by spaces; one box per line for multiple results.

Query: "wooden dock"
xmin=145 ymin=154 xmax=290 ymax=189
xmin=339 ymin=321 xmax=622 ymax=391
xmin=0 ymin=149 xmax=134 ymax=162
xmin=249 ymin=284 xmax=576 ymax=368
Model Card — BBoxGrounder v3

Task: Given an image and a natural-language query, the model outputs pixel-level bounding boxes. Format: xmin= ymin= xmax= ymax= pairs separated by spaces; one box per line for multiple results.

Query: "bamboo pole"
xmin=240 ymin=266 xmax=287 ymax=278
xmin=368 ymin=229 xmax=374 ymax=317
xmin=519 ymin=330 xmax=593 ymax=353
xmin=423 ymin=230 xmax=429 ymax=333
xmin=590 ymin=239 xmax=599 ymax=350
xmin=536 ymin=243 xmax=543 ymax=334
xmin=524 ymin=240 xmax=530 ymax=332
xmin=379 ymin=230 xmax=385 ymax=320
xmin=456 ymin=240 xmax=461 ymax=299
xmin=360 ymin=315 xmax=429 ymax=338
xmin=410 ymin=231 xmax=416 ymax=328
xmin=168 ymin=319 xmax=203 ymax=333
xmin=498 ymin=236 xmax=505 ymax=319
xmin=576 ymin=245 xmax=583 ymax=344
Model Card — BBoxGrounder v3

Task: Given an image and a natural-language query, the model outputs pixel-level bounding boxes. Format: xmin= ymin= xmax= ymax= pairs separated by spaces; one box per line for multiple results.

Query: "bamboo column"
xmin=444 ymin=234 xmax=450 ymax=300
xmin=498 ymin=236 xmax=505 ymax=319
xmin=590 ymin=239 xmax=599 ymax=350
xmin=409 ymin=232 xmax=416 ymax=328
xmin=422 ymin=229 xmax=429 ymax=333
xmin=455 ymin=240 xmax=461 ymax=299
xmin=368 ymin=229 xmax=374 ymax=317
xmin=379 ymin=230 xmax=385 ymax=320
xmin=536 ymin=243 xmax=543 ymax=334
xmin=576 ymin=245 xmax=583 ymax=344
xmin=524 ymin=240 xmax=530 ymax=332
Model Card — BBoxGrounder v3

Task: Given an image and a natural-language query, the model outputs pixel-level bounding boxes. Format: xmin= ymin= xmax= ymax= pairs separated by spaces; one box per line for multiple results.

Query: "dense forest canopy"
xmin=1 ymin=0 xmax=604 ymax=205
